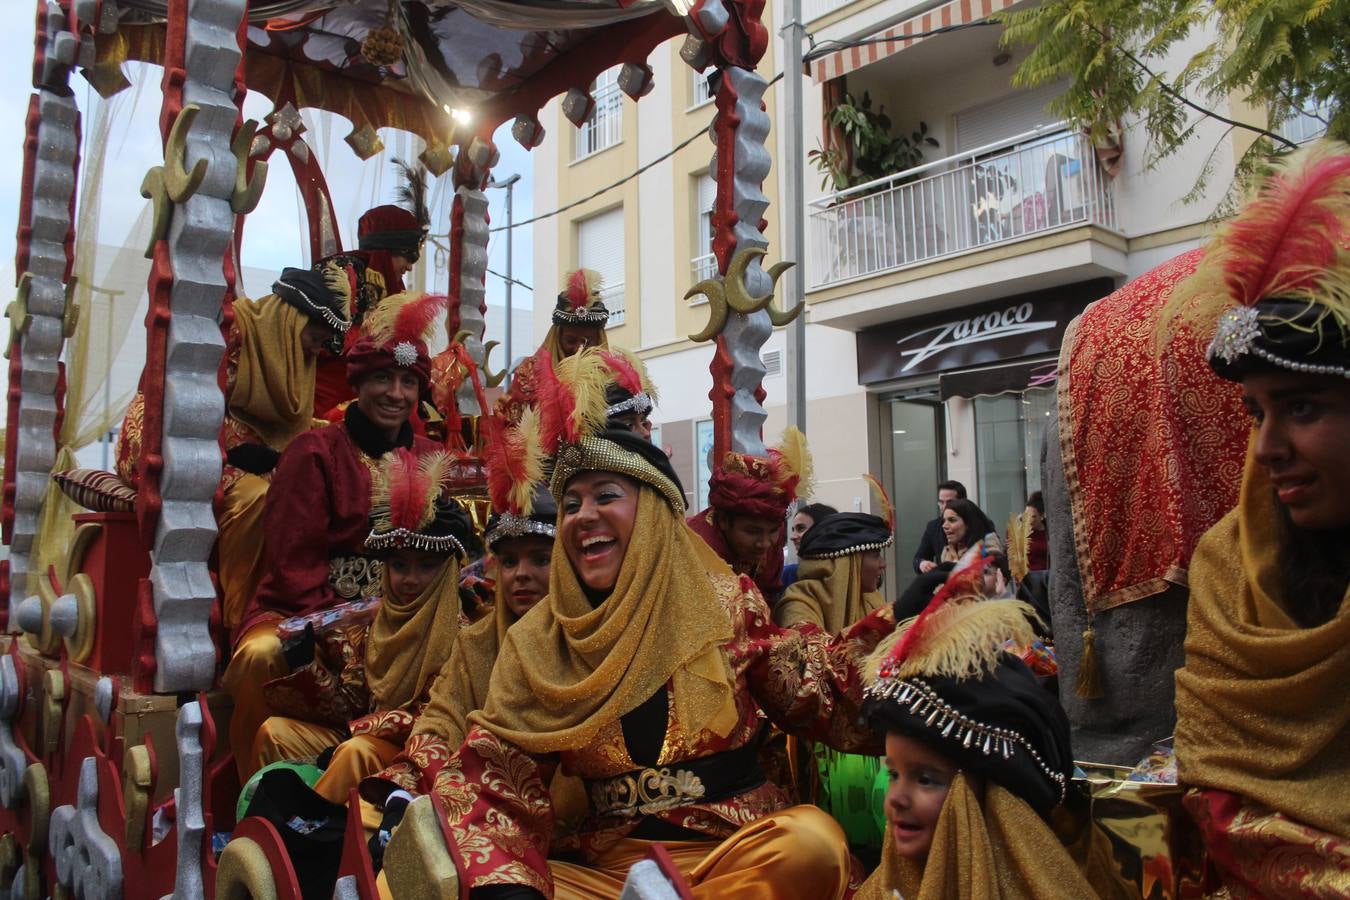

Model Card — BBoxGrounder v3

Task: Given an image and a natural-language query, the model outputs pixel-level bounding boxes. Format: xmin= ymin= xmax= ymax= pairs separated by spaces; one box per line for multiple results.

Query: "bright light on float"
xmin=442 ymin=104 xmax=473 ymax=125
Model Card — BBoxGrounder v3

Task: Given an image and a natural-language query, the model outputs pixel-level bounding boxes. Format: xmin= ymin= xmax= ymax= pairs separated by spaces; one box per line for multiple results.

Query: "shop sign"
xmin=856 ymin=279 xmax=1112 ymax=384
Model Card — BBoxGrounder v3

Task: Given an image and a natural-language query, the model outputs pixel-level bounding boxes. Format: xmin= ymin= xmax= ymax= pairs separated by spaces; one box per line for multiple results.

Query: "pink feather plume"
xmin=1222 ymin=151 xmax=1350 ymax=305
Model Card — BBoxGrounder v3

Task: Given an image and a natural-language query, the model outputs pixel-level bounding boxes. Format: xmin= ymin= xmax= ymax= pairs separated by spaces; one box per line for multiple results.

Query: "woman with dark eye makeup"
xmin=365 ymin=349 xmax=897 ymax=899
xmin=1158 ymin=140 xmax=1350 ymax=897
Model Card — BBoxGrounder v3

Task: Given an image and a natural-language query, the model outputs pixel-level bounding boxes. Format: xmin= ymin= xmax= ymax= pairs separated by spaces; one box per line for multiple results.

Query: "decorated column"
xmin=448 ymin=137 xmax=500 ymax=413
xmin=3 ymin=0 xmax=86 ymax=631
xmin=134 ymin=0 xmax=257 ymax=692
xmin=682 ymin=0 xmax=801 ymax=462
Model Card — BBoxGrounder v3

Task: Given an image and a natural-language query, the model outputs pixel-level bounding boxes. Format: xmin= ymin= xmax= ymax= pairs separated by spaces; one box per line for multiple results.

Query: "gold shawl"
xmin=364 ymin=560 xmax=463 ymax=713
xmin=1174 ymin=444 xmax=1350 ymax=839
xmin=228 ymin=294 xmax=316 ymax=450
xmin=856 ymin=775 xmax=1128 ymax=900
xmin=471 ymin=489 xmax=739 ymax=753
xmin=413 ymin=577 xmax=515 ymax=748
xmin=776 ymin=554 xmax=884 ymax=632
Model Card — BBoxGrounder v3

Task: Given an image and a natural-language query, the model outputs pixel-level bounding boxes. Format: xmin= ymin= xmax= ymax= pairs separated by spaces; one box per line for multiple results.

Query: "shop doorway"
xmin=973 ymin=387 xmax=1055 ymax=534
xmin=883 ymin=394 xmax=945 ymax=594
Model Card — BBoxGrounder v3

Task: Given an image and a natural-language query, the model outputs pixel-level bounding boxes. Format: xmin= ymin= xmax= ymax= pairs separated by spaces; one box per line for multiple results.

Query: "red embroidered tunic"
xmin=367 ymin=574 xmax=893 ymax=895
xmin=237 ymin=408 xmax=437 ymax=639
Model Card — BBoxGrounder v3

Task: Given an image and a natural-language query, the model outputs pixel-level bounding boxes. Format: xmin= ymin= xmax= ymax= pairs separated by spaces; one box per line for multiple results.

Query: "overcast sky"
xmin=0 ymin=20 xmax=537 ymax=413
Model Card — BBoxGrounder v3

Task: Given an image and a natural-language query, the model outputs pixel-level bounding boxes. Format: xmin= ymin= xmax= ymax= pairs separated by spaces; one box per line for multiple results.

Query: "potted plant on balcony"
xmin=809 ymin=91 xmax=940 ymax=276
xmin=808 ymin=91 xmax=938 ymax=192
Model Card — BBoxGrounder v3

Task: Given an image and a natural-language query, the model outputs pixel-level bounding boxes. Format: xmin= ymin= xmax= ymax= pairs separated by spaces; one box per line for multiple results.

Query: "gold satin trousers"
xmin=550 ymin=805 xmax=851 ymax=900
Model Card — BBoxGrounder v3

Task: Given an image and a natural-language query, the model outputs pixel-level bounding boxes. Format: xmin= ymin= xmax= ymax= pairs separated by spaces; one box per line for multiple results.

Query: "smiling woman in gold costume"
xmin=366 ymin=349 xmax=897 ymax=899
xmin=1159 ymin=141 xmax=1350 ymax=897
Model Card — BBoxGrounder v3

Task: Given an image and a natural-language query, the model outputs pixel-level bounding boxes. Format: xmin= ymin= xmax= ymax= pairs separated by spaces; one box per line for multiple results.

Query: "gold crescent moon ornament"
xmin=686 ymin=278 xmax=728 ymax=343
xmin=686 ymin=247 xmax=801 ymax=341
xmin=230 ymin=119 xmax=268 ymax=214
xmin=482 ymin=339 xmax=506 ymax=388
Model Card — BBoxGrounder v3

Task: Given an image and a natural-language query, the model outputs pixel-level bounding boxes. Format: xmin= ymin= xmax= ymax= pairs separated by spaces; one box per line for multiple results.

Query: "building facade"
xmin=532 ymin=0 xmax=1311 ymax=594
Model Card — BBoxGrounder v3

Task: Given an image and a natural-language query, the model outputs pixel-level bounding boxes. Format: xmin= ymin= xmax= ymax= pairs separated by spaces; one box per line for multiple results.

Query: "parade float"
xmin=0 ymin=0 xmax=799 ymax=895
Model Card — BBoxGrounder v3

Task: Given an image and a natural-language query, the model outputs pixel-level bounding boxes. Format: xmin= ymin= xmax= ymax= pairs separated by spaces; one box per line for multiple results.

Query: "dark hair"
xmin=1275 ymin=506 xmax=1350 ymax=628
xmin=937 ymin=480 xmax=967 ymax=499
xmin=1026 ymin=491 xmax=1044 ymax=514
xmin=796 ymin=502 xmax=839 ymax=525
xmin=943 ymin=498 xmax=993 ymax=547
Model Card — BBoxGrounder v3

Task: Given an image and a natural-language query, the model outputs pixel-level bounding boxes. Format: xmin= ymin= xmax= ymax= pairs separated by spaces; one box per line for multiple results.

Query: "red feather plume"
xmin=1223 ymin=151 xmax=1350 ymax=306
xmin=534 ymin=349 xmax=573 ymax=454
xmin=395 ymin=292 xmax=451 ymax=345
xmin=882 ymin=546 xmax=990 ymax=676
xmin=600 ymin=349 xmax=643 ymax=396
xmin=1160 ymin=144 xmax=1350 ymax=345
xmin=385 ymin=448 xmax=433 ymax=531
xmin=565 ymin=269 xmax=591 ymax=311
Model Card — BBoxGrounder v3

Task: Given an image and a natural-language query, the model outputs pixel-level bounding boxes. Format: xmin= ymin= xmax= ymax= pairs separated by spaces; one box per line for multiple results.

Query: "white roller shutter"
xmin=577 ymin=206 xmax=626 ymax=326
xmin=955 ymin=81 xmax=1066 ymax=153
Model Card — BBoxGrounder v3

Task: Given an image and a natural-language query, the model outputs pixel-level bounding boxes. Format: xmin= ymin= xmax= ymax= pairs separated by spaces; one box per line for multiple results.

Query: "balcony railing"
xmin=576 ymin=81 xmax=623 ymax=160
xmin=807 ymin=127 xmax=1117 ymax=289
xmin=691 ymin=252 xmax=718 ymax=282
xmin=601 ymin=282 xmax=626 ymax=327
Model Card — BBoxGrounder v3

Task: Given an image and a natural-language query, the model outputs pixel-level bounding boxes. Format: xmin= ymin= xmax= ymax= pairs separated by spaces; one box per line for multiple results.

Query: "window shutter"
xmin=578 ymin=207 xmax=626 ymax=325
xmin=955 ymin=82 xmax=1065 ymax=153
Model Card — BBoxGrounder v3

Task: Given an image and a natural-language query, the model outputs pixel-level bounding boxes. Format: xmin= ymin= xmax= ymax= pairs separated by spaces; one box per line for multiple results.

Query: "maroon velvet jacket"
xmin=236 ymin=405 xmax=436 ymax=641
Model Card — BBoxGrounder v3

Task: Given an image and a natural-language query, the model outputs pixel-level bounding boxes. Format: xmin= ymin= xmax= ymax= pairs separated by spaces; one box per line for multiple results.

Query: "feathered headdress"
xmin=367 ymin=449 xmax=469 ymax=556
xmin=537 ymin=348 xmax=611 ymax=453
xmin=874 ymin=543 xmax=1038 ymax=683
xmin=552 ymin=268 xmax=610 ymax=326
xmin=367 ymin=291 xmax=448 ymax=358
xmin=863 ymin=473 xmax=895 ymax=534
xmin=484 ymin=407 xmax=546 ymax=517
xmin=600 ymin=347 xmax=657 ymax=402
xmin=601 ymin=347 xmax=658 ymax=419
xmin=861 ymin=543 xmax=1068 ymax=812
xmin=770 ymin=427 xmax=815 ymax=504
xmin=1158 ymin=140 xmax=1350 ymax=377
xmin=392 ymin=157 xmax=430 ymax=230
xmin=1007 ymin=511 xmax=1031 ymax=583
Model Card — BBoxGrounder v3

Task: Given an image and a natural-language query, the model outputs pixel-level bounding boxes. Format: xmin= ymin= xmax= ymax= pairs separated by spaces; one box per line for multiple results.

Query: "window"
xmin=691 ymin=70 xmax=713 ymax=108
xmin=691 ymin=172 xmax=717 ymax=287
xmin=1282 ymin=100 xmax=1332 ymax=145
xmin=577 ymin=207 xmax=626 ymax=327
xmin=973 ymin=386 xmax=1054 ymax=535
xmin=576 ymin=67 xmax=623 ymax=159
xmin=762 ymin=349 xmax=782 ymax=377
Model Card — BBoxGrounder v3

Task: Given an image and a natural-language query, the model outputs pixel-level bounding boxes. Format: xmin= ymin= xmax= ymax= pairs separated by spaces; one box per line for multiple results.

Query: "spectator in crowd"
xmin=912 ymin=481 xmax=966 ymax=574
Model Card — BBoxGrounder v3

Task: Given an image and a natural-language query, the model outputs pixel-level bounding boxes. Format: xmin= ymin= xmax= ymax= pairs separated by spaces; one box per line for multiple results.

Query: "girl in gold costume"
xmin=252 ymin=448 xmax=480 ymax=819
xmin=856 ymin=549 xmax=1135 ymax=900
xmin=1159 ymin=141 xmax=1350 ymax=897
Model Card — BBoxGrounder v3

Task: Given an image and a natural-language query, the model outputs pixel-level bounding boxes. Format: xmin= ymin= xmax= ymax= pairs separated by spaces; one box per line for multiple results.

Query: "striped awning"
xmin=809 ymin=0 xmax=1016 ymax=83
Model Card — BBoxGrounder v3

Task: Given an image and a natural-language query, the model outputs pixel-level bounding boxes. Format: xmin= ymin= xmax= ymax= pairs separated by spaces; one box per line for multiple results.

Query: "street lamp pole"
xmin=487 ymin=173 xmax=522 ymax=385
xmin=782 ymin=0 xmax=807 ymax=435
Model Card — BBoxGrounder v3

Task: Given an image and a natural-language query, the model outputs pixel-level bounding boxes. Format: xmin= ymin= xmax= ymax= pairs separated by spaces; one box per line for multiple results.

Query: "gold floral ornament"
xmin=361 ymin=1 xmax=405 ymax=68
xmin=686 ymin=246 xmax=801 ymax=342
xmin=139 ymin=104 xmax=209 ymax=258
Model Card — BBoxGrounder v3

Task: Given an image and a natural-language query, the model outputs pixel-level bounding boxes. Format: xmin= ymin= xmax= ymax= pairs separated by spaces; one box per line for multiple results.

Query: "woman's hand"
xmin=918 ymin=560 xmax=937 ymax=574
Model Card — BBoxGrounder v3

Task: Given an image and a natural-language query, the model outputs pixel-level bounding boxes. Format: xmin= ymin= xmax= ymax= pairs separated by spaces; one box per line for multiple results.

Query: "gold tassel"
xmin=1076 ymin=624 xmax=1105 ymax=700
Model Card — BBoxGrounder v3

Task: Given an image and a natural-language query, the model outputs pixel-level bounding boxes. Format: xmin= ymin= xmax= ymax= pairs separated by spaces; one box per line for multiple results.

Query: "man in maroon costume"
xmin=222 ymin=289 xmax=447 ymax=779
xmin=313 ymin=204 xmax=427 ymax=416
xmin=686 ymin=430 xmax=812 ymax=603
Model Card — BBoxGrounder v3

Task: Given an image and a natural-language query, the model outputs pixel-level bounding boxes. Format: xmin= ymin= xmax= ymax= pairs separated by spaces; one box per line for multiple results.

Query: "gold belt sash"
xmin=589 ymin=766 xmax=708 ymax=818
xmin=328 ymin=554 xmax=382 ymax=600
